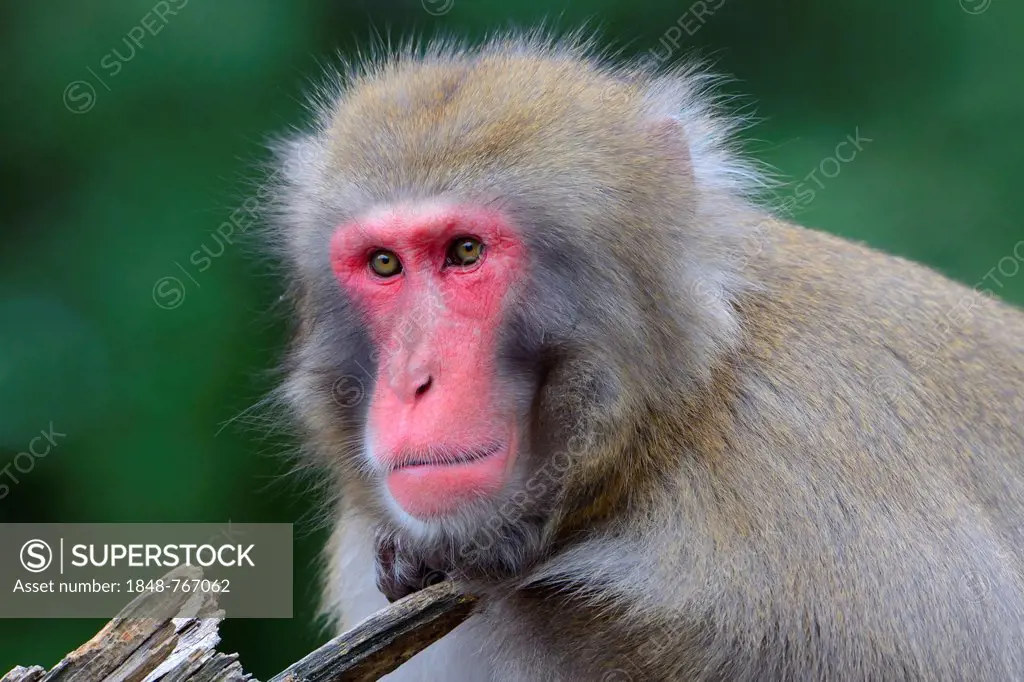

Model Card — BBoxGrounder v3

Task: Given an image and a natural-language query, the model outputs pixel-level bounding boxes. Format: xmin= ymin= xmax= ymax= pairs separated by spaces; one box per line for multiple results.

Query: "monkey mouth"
xmin=389 ymin=442 xmax=505 ymax=471
xmin=384 ymin=439 xmax=515 ymax=518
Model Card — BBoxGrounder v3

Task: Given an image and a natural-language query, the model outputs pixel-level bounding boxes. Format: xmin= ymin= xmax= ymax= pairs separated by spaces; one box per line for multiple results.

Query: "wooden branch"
xmin=270 ymin=581 xmax=477 ymax=682
xmin=3 ymin=567 xmax=478 ymax=682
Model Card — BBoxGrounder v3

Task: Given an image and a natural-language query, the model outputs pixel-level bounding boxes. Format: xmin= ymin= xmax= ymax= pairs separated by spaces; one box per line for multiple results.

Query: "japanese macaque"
xmin=267 ymin=33 xmax=1024 ymax=681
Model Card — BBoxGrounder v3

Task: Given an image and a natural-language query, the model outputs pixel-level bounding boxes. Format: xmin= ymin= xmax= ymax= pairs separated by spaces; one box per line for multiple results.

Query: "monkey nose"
xmin=414 ymin=375 xmax=432 ymax=398
xmin=389 ymin=367 xmax=433 ymax=403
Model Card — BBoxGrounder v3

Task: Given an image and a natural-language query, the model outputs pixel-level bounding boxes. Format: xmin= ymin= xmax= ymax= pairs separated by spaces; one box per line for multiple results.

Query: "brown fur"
xmin=268 ymin=34 xmax=1024 ymax=681
xmin=512 ymin=222 xmax=1024 ymax=680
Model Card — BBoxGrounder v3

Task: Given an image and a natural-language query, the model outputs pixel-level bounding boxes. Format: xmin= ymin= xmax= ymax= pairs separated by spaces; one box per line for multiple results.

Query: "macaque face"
xmin=329 ymin=201 xmax=529 ymax=520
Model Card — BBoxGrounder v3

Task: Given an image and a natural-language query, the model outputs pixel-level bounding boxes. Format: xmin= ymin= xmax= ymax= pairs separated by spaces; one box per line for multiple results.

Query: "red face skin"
xmin=330 ymin=203 xmax=525 ymax=519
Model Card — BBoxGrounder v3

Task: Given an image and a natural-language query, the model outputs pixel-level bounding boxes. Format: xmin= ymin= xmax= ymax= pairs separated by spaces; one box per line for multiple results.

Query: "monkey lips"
xmin=379 ymin=438 xmax=516 ymax=517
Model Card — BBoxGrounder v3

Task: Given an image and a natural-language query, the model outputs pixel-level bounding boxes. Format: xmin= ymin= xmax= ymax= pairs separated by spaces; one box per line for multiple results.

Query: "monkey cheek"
xmin=385 ymin=447 xmax=511 ymax=518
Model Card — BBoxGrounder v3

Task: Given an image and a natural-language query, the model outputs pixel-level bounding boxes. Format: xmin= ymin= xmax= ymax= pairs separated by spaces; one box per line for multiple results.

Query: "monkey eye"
xmin=369 ymin=249 xmax=402 ymax=277
xmin=445 ymin=237 xmax=484 ymax=268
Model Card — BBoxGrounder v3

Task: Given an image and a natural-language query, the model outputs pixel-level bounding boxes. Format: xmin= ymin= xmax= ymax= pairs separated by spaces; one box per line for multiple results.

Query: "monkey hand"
xmin=374 ymin=526 xmax=450 ymax=603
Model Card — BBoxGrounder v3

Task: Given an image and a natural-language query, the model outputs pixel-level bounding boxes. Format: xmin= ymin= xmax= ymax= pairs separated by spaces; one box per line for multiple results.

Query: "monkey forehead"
xmin=322 ymin=51 xmax=677 ymax=187
xmin=333 ymin=201 xmax=522 ymax=256
xmin=355 ymin=200 xmax=498 ymax=239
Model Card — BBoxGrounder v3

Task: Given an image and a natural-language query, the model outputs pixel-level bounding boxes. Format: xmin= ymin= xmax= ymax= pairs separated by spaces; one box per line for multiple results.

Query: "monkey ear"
xmin=267 ymin=134 xmax=330 ymax=241
xmin=648 ymin=116 xmax=695 ymax=180
xmin=274 ymin=135 xmax=325 ymax=189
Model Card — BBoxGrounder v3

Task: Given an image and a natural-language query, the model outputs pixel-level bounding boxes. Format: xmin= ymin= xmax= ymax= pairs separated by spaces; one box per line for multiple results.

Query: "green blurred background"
xmin=1 ymin=0 xmax=1021 ymax=676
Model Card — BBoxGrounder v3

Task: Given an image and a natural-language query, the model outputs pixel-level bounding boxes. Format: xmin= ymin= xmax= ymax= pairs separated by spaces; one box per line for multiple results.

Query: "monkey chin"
xmin=383 ymin=433 xmax=518 ymax=520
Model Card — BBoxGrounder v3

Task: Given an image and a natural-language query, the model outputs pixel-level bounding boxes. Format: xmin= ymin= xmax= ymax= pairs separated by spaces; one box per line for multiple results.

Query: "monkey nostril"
xmin=415 ymin=376 xmax=432 ymax=397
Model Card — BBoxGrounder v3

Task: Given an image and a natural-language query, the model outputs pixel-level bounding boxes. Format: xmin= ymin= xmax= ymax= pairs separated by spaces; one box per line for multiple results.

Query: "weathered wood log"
xmin=270 ymin=581 xmax=477 ymax=682
xmin=2 ymin=567 xmax=477 ymax=682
